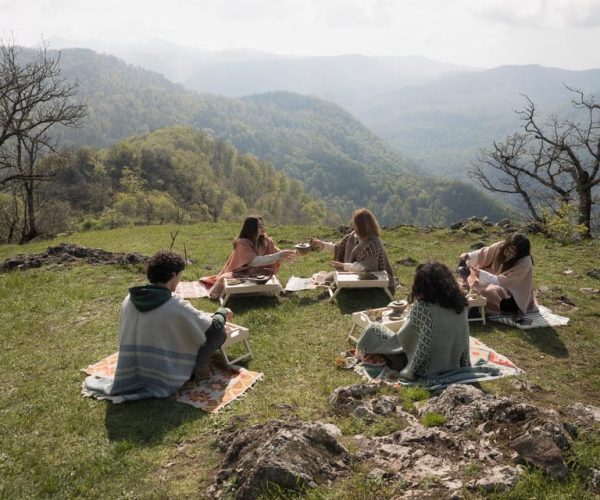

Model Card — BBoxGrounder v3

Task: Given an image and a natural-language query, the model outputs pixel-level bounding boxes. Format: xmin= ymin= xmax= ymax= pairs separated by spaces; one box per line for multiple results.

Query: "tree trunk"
xmin=20 ymin=181 xmax=38 ymax=243
xmin=577 ymin=184 xmax=593 ymax=239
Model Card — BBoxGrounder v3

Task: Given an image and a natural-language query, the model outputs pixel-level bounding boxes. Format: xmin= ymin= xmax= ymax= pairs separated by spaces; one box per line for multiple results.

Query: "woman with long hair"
xmin=357 ymin=261 xmax=470 ymax=379
xmin=200 ymin=216 xmax=296 ymax=299
xmin=460 ymin=232 xmax=538 ymax=315
xmin=310 ymin=208 xmax=395 ymax=290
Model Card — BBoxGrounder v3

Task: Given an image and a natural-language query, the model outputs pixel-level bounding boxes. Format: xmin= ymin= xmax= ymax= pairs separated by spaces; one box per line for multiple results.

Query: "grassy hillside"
xmin=1 ymin=223 xmax=599 ymax=497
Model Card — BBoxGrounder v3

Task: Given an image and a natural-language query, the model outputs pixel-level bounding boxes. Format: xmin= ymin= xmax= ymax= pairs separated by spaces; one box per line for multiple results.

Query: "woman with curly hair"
xmin=310 ymin=208 xmax=395 ymax=291
xmin=357 ymin=261 xmax=470 ymax=380
xmin=460 ymin=232 xmax=538 ymax=315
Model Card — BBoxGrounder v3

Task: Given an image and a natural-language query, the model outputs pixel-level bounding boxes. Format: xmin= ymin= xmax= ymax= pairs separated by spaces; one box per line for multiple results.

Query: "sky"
xmin=2 ymin=0 xmax=600 ymax=70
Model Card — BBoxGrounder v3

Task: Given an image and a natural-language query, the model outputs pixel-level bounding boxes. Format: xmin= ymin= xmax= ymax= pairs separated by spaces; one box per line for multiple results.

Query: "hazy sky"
xmin=3 ymin=0 xmax=600 ymax=69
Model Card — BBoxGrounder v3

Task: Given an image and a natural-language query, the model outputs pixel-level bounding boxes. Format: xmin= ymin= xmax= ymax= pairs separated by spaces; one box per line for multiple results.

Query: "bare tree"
xmin=472 ymin=87 xmax=600 ymax=238
xmin=0 ymin=39 xmax=86 ymax=242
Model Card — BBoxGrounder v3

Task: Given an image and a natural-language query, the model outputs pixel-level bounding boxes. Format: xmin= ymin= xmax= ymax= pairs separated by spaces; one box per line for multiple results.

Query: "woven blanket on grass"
xmin=488 ymin=305 xmax=569 ymax=330
xmin=82 ymin=353 xmax=262 ymax=413
xmin=340 ymin=337 xmax=521 ymax=390
xmin=173 ymin=281 xmax=209 ymax=299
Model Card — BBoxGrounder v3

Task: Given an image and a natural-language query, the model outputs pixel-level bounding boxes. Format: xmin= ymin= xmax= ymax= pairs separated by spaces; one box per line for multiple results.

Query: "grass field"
xmin=1 ymin=222 xmax=599 ymax=498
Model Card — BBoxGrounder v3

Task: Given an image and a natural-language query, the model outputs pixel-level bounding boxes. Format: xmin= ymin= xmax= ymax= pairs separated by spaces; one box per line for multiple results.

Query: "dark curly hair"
xmin=409 ymin=261 xmax=468 ymax=314
xmin=146 ymin=250 xmax=186 ymax=284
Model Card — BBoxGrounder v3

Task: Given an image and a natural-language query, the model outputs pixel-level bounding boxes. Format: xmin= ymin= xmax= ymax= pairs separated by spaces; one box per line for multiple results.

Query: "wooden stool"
xmin=347 ymin=307 xmax=407 ymax=344
xmin=328 ymin=271 xmax=394 ymax=302
xmin=220 ymin=322 xmax=253 ymax=365
xmin=467 ymin=294 xmax=487 ymax=325
xmin=220 ymin=275 xmax=283 ymax=306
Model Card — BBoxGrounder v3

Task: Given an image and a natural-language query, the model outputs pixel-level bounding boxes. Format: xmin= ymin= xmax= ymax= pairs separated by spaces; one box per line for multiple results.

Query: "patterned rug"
xmin=82 ymin=353 xmax=263 ymax=413
xmin=488 ymin=305 xmax=569 ymax=329
xmin=339 ymin=336 xmax=522 ymax=390
xmin=173 ymin=281 xmax=209 ymax=299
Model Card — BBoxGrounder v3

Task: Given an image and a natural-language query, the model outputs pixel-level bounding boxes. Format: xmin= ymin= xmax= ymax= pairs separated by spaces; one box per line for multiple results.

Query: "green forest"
xmin=54 ymin=49 xmax=510 ymax=224
xmin=1 ymin=47 xmax=512 ymax=243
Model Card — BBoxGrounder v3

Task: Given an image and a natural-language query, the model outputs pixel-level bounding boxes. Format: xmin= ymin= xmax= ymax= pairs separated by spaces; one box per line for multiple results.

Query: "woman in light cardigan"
xmin=461 ymin=232 xmax=538 ymax=315
xmin=357 ymin=261 xmax=470 ymax=380
xmin=200 ymin=216 xmax=296 ymax=299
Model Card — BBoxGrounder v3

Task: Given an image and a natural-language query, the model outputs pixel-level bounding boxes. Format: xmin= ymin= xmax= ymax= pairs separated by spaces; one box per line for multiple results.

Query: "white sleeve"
xmin=343 ymin=261 xmax=366 ymax=272
xmin=322 ymin=242 xmax=335 ymax=253
xmin=479 ymin=269 xmax=500 ymax=285
xmin=467 ymin=250 xmax=481 ymax=266
xmin=248 ymin=252 xmax=283 ymax=266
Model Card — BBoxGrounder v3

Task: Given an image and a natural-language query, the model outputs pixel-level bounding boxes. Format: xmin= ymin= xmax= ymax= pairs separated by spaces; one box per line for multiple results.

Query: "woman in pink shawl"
xmin=200 ymin=216 xmax=296 ymax=299
xmin=461 ymin=233 xmax=538 ymax=315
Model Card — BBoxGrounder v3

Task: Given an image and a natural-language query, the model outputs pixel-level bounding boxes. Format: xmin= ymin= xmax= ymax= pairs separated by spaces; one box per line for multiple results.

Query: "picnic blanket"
xmin=340 ymin=336 xmax=521 ymax=390
xmin=284 ymin=275 xmax=319 ymax=292
xmin=488 ymin=305 xmax=569 ymax=330
xmin=82 ymin=353 xmax=263 ymax=413
xmin=173 ymin=281 xmax=209 ymax=299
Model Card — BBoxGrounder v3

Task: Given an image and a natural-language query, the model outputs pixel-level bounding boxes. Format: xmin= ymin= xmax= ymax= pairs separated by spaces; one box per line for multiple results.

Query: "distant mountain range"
xmin=38 ymin=47 xmax=510 ymax=225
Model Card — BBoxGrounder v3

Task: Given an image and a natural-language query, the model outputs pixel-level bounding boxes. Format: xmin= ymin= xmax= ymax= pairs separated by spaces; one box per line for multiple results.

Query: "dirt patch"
xmin=0 ymin=243 xmax=148 ymax=272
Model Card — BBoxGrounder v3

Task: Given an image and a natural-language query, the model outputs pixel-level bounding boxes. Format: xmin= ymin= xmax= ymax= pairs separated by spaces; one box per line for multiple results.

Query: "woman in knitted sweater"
xmin=357 ymin=261 xmax=470 ymax=380
xmin=310 ymin=208 xmax=395 ymax=291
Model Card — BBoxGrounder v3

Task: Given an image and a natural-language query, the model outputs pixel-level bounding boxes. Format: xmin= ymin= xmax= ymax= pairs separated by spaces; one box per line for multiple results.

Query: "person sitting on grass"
xmin=460 ymin=232 xmax=538 ymax=316
xmin=310 ymin=208 xmax=395 ymax=291
xmin=84 ymin=250 xmax=232 ymax=402
xmin=200 ymin=215 xmax=296 ymax=299
xmin=357 ymin=261 xmax=470 ymax=380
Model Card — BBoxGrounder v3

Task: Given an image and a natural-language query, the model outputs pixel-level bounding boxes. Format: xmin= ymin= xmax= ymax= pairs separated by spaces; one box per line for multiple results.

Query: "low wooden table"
xmin=348 ymin=306 xmax=407 ymax=344
xmin=328 ymin=271 xmax=393 ymax=302
xmin=220 ymin=275 xmax=283 ymax=306
xmin=220 ymin=322 xmax=253 ymax=365
xmin=467 ymin=293 xmax=487 ymax=325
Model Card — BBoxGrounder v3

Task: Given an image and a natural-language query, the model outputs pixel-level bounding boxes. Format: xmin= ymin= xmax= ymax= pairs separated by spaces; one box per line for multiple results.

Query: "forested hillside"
xmin=30 ymin=127 xmax=329 ymax=240
xmin=51 ymin=48 xmax=509 ymax=225
xmin=356 ymin=65 xmax=600 ymax=179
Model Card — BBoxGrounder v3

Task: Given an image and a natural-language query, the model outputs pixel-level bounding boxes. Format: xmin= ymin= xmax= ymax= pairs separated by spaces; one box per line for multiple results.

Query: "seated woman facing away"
xmin=84 ymin=250 xmax=233 ymax=402
xmin=201 ymin=216 xmax=296 ymax=300
xmin=461 ymin=232 xmax=538 ymax=316
xmin=357 ymin=261 xmax=470 ymax=380
xmin=310 ymin=208 xmax=395 ymax=291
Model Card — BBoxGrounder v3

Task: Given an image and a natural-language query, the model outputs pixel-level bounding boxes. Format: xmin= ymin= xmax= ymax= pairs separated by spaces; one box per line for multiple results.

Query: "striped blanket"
xmin=82 ymin=353 xmax=263 ymax=413
xmin=488 ymin=305 xmax=569 ymax=330
xmin=343 ymin=336 xmax=521 ymax=390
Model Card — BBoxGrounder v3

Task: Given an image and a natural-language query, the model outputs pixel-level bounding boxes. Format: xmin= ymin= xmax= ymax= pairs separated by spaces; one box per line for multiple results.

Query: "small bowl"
xmin=252 ymin=274 xmax=269 ymax=285
xmin=294 ymin=243 xmax=311 ymax=255
xmin=389 ymin=300 xmax=408 ymax=314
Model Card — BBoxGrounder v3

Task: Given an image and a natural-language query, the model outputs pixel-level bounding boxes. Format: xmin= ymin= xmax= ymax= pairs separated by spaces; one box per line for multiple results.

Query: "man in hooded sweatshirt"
xmin=84 ymin=250 xmax=231 ymax=401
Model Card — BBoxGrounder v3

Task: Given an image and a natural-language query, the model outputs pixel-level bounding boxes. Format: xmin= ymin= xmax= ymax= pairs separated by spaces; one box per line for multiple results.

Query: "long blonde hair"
xmin=352 ymin=208 xmax=380 ymax=240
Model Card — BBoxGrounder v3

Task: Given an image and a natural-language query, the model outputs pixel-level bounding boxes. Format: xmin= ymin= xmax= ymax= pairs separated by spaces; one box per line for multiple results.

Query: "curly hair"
xmin=409 ymin=261 xmax=468 ymax=314
xmin=146 ymin=250 xmax=186 ymax=284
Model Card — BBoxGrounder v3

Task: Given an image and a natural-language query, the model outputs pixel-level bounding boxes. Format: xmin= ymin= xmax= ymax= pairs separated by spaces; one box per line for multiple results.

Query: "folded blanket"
xmin=341 ymin=336 xmax=521 ymax=390
xmin=488 ymin=305 xmax=569 ymax=330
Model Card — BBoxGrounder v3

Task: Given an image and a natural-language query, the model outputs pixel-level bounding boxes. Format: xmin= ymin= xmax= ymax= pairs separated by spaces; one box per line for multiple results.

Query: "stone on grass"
xmin=510 ymin=434 xmax=569 ymax=480
xmin=211 ymin=419 xmax=349 ymax=499
xmin=467 ymin=465 xmax=521 ymax=493
xmin=328 ymin=383 xmax=379 ymax=414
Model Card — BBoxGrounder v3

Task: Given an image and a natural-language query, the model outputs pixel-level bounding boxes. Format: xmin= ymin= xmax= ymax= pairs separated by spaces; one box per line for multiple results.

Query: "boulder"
xmin=328 ymin=383 xmax=380 ymax=414
xmin=211 ymin=419 xmax=349 ymax=499
xmin=510 ymin=434 xmax=569 ymax=480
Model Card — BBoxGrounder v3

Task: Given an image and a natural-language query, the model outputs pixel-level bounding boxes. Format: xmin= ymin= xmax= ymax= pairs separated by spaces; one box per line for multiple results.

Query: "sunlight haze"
xmin=2 ymin=0 xmax=600 ymax=69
